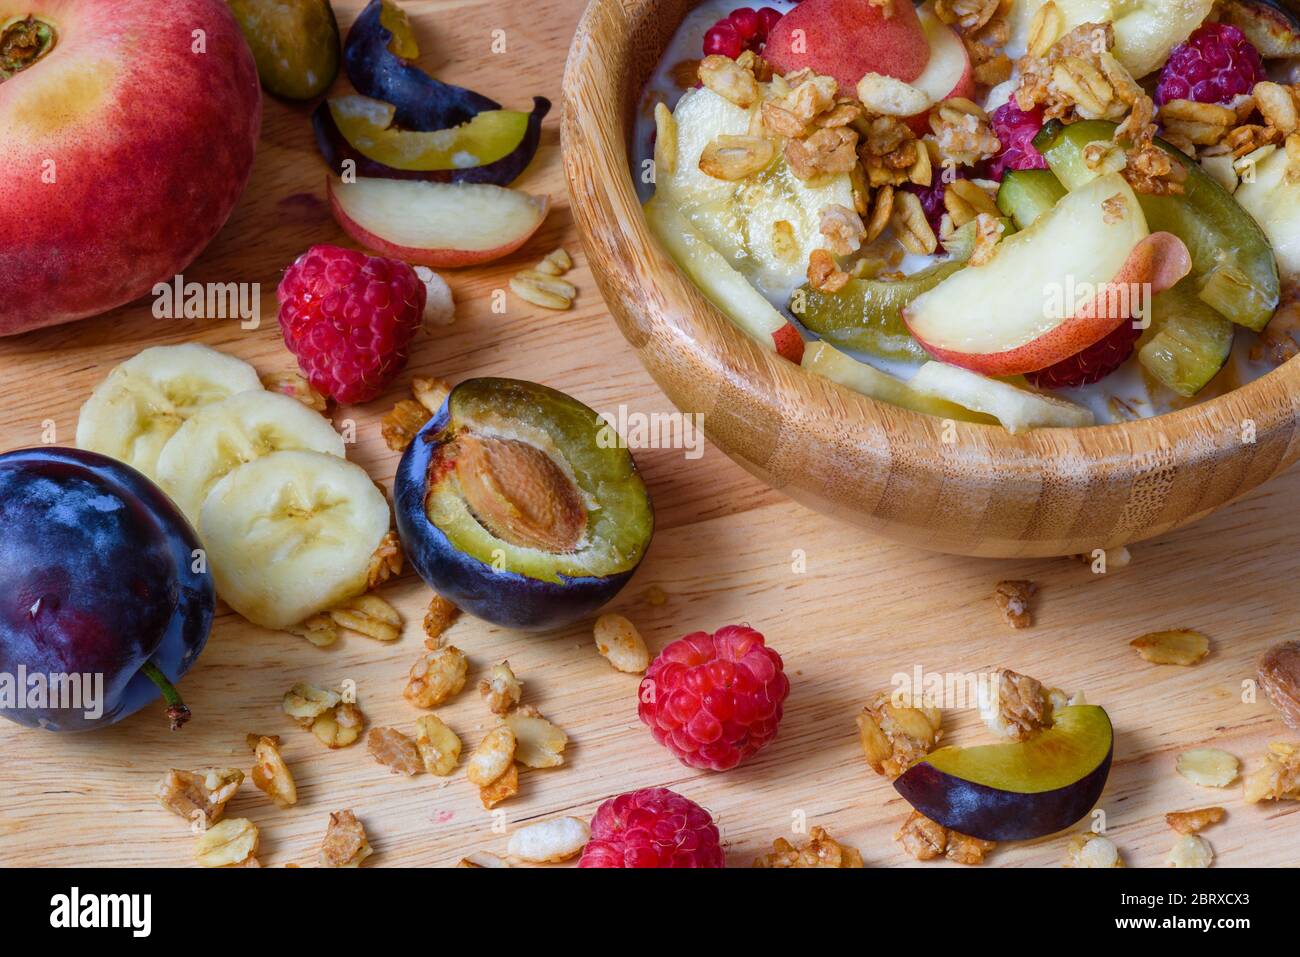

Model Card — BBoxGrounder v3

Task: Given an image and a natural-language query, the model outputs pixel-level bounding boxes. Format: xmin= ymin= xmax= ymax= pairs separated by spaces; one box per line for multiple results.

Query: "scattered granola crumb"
xmin=593 ymin=613 xmax=651 ymax=674
xmin=895 ymin=810 xmax=995 ymax=864
xmin=1166 ymin=806 xmax=1226 ymax=835
xmin=411 ymin=376 xmax=452 ymax=414
xmin=251 ymin=735 xmax=298 ymax=808
xmin=415 ymin=714 xmax=462 ymax=776
xmin=993 ymin=580 xmax=1037 ymax=629
xmin=753 ymin=826 xmax=864 ymax=868
xmin=503 ymin=707 xmax=568 ymax=768
xmin=1258 ymin=641 xmax=1300 ymax=730
xmin=856 ymin=691 xmax=942 ymax=779
xmin=479 ymin=762 xmax=520 ymax=809
xmin=367 ymin=726 xmax=423 ymax=776
xmin=422 ymin=594 xmax=460 ymax=647
xmin=1166 ymin=833 xmax=1213 ymax=868
xmin=329 ymin=592 xmax=402 ymax=642
xmin=320 ymin=809 xmax=373 ymax=868
xmin=458 ymin=851 xmax=510 ymax=868
xmin=479 ymin=661 xmax=523 ymax=715
xmin=466 ymin=725 xmax=517 ymax=787
xmin=1064 ymin=832 xmax=1124 ymax=868
xmin=1131 ymin=629 xmax=1210 ymax=666
xmin=981 ymin=669 xmax=1048 ymax=742
xmin=506 ymin=816 xmax=590 ymax=863
xmin=1242 ymin=742 xmax=1300 ymax=803
xmin=1176 ymin=748 xmax=1240 ymax=788
xmin=381 ymin=399 xmax=432 ymax=452
xmin=260 ymin=370 xmax=327 ymax=412
xmin=404 ymin=646 xmax=469 ymax=709
xmin=195 ymin=817 xmax=259 ymax=868
xmin=157 ymin=768 xmax=243 ymax=829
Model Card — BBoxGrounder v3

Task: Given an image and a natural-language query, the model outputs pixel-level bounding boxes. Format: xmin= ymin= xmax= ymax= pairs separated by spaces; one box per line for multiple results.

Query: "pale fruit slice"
xmin=201 ymin=450 xmax=391 ymax=630
xmin=801 ymin=341 xmax=994 ymax=422
xmin=644 ymin=194 xmax=804 ymax=361
xmin=327 ymin=176 xmax=549 ymax=267
xmin=905 ymin=175 xmax=1172 ymax=376
xmin=75 ymin=343 xmax=263 ymax=480
xmin=156 ymin=391 xmax=347 ymax=526
xmin=909 ymin=362 xmax=1095 ymax=433
xmin=1007 ymin=0 xmax=1213 ymax=78
xmin=658 ymin=86 xmax=855 ymax=301
xmin=1233 ymin=147 xmax=1300 ymax=285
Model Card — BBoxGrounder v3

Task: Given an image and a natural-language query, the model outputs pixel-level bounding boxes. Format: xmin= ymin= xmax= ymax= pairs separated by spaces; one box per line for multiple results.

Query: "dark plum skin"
xmin=894 ymin=742 xmax=1114 ymax=842
xmin=312 ymin=95 xmax=551 ymax=186
xmin=0 ymin=448 xmax=214 ymax=732
xmin=394 ymin=384 xmax=650 ymax=631
xmin=344 ymin=0 xmax=499 ymax=130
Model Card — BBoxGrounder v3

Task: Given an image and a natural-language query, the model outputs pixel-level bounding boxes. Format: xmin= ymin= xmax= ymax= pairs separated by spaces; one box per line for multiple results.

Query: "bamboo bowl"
xmin=560 ymin=0 xmax=1300 ymax=558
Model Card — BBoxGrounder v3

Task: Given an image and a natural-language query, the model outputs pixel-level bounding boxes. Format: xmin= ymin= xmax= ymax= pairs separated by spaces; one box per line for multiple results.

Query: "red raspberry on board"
xmin=988 ymin=100 xmax=1048 ymax=181
xmin=1026 ymin=320 xmax=1142 ymax=390
xmin=638 ymin=624 xmax=789 ymax=771
xmin=1155 ymin=23 xmax=1265 ymax=107
xmin=579 ymin=787 xmax=725 ymax=868
xmin=277 ymin=245 xmax=427 ymax=405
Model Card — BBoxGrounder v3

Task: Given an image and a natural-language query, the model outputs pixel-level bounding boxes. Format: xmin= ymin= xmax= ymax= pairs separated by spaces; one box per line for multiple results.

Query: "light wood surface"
xmin=564 ymin=0 xmax=1300 ymax=559
xmin=0 ymin=0 xmax=1296 ymax=869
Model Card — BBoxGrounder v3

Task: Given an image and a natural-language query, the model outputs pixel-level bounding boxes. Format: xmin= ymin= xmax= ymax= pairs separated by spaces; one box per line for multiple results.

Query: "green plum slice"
xmin=229 ymin=0 xmax=340 ymax=100
xmin=1034 ymin=119 xmax=1279 ymax=332
xmin=894 ymin=705 xmax=1114 ymax=841
xmin=996 ymin=169 xmax=1067 ymax=230
xmin=1139 ymin=281 xmax=1235 ymax=397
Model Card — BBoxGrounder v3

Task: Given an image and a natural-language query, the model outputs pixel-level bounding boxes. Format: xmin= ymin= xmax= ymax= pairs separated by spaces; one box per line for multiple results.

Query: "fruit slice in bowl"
xmin=328 ymin=176 xmax=548 ymax=267
xmin=1139 ymin=281 xmax=1235 ymax=397
xmin=802 ymin=343 xmax=994 ymax=422
xmin=644 ymin=195 xmax=804 ymax=362
xmin=200 ymin=449 xmax=392 ymax=631
xmin=909 ymin=362 xmax=1095 ymax=432
xmin=75 ymin=344 xmax=264 ymax=480
xmin=1233 ymin=145 xmax=1300 ymax=287
xmin=894 ymin=705 xmax=1114 ymax=842
xmin=1034 ymin=119 xmax=1280 ymax=331
xmin=904 ymin=174 xmax=1192 ymax=377
xmin=156 ymin=390 xmax=347 ymax=526
xmin=764 ymin=0 xmax=933 ymax=90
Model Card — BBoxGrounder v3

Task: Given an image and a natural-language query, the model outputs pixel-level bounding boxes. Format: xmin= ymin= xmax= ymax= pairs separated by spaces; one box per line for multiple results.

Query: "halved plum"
xmin=894 ymin=705 xmax=1114 ymax=842
xmin=1034 ymin=118 xmax=1280 ymax=332
xmin=312 ymin=94 xmax=549 ymax=186
xmin=229 ymin=0 xmax=340 ymax=100
xmin=344 ymin=0 xmax=499 ymax=131
xmin=394 ymin=379 xmax=654 ymax=631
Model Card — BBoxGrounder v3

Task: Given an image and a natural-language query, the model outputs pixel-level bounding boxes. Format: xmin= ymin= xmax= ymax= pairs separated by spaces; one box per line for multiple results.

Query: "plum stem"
xmin=140 ymin=662 xmax=192 ymax=731
xmin=0 ymin=17 xmax=56 ymax=81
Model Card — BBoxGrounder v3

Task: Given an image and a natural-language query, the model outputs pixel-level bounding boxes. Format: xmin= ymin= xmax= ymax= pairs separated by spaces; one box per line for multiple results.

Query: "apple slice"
xmin=904 ymin=174 xmax=1192 ymax=376
xmin=327 ymin=176 xmax=548 ymax=267
xmin=644 ymin=195 xmax=804 ymax=362
xmin=909 ymin=362 xmax=1095 ymax=432
xmin=894 ymin=705 xmax=1114 ymax=842
xmin=801 ymin=341 xmax=994 ymax=422
xmin=903 ymin=6 xmax=975 ymax=135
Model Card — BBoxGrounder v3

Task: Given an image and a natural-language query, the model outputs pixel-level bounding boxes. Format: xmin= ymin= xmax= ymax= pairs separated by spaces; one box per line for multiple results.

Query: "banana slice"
xmin=156 ymin=391 xmax=347 ymax=525
xmin=200 ymin=450 xmax=391 ymax=630
xmin=76 ymin=344 xmax=263 ymax=479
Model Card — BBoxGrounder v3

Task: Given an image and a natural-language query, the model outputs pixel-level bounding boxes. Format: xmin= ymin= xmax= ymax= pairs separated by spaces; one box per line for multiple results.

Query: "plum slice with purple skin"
xmin=0 ymin=448 xmax=214 ymax=732
xmin=313 ymin=95 xmax=550 ymax=186
xmin=394 ymin=379 xmax=653 ymax=631
xmin=344 ymin=0 xmax=499 ymax=131
xmin=894 ymin=706 xmax=1114 ymax=842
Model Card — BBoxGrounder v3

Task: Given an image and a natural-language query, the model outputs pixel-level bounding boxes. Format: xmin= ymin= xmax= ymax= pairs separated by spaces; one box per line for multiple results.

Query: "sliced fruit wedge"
xmin=156 ymin=390 xmax=347 ymax=526
xmin=1034 ymin=118 xmax=1280 ymax=331
xmin=328 ymin=176 xmax=549 ymax=267
xmin=1233 ymin=145 xmax=1300 ymax=286
xmin=905 ymin=175 xmax=1192 ymax=377
xmin=909 ymin=362 xmax=1095 ymax=432
xmin=802 ymin=342 xmax=994 ymax=422
xmin=894 ymin=705 xmax=1114 ymax=842
xmin=201 ymin=450 xmax=391 ymax=630
xmin=1139 ymin=281 xmax=1235 ymax=397
xmin=644 ymin=195 xmax=804 ymax=362
xmin=75 ymin=344 xmax=264 ymax=480
xmin=313 ymin=94 xmax=550 ymax=186
xmin=996 ymin=168 xmax=1066 ymax=231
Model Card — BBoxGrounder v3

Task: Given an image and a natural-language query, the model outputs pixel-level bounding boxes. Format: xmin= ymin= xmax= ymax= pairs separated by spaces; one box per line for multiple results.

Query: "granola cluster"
xmin=896 ymin=810 xmax=997 ymax=864
xmin=754 ymin=826 xmax=865 ymax=868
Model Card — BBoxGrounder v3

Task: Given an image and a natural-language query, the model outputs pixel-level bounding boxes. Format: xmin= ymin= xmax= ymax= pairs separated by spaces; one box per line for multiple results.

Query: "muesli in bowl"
xmin=634 ymin=0 xmax=1300 ymax=431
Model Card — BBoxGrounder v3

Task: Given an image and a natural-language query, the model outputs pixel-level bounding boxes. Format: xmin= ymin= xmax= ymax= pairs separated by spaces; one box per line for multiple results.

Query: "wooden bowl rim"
xmin=560 ymin=0 xmax=1300 ymax=475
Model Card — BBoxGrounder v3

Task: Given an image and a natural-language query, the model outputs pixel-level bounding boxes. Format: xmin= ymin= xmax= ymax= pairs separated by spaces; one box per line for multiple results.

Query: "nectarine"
xmin=765 ymin=0 xmax=931 ymax=90
xmin=0 ymin=0 xmax=261 ymax=335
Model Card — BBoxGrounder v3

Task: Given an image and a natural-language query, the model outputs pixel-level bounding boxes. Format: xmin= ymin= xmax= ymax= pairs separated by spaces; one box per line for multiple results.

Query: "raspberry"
xmin=701 ymin=6 xmax=784 ymax=58
xmin=637 ymin=624 xmax=789 ymax=771
xmin=579 ymin=787 xmax=725 ymax=868
xmin=1155 ymin=23 xmax=1265 ymax=107
xmin=276 ymin=245 xmax=427 ymax=405
xmin=988 ymin=100 xmax=1048 ymax=181
xmin=905 ymin=169 xmax=965 ymax=238
xmin=1026 ymin=321 xmax=1142 ymax=390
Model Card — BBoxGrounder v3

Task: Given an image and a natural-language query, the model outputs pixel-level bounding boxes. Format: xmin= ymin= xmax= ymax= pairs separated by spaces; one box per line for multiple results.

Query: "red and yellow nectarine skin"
xmin=908 ymin=232 xmax=1193 ymax=377
xmin=765 ymin=0 xmax=931 ymax=90
xmin=0 ymin=0 xmax=261 ymax=335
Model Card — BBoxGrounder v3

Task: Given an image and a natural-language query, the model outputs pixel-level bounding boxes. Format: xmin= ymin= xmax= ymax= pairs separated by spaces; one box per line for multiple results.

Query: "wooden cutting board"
xmin=0 ymin=0 xmax=1296 ymax=869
